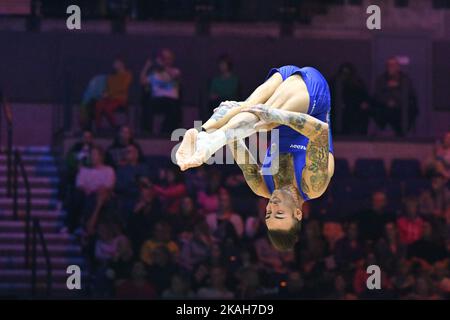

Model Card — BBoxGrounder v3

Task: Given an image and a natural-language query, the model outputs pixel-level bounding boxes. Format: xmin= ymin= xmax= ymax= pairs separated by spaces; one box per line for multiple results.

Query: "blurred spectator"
xmin=407 ymin=221 xmax=447 ymax=264
xmin=79 ymin=74 xmax=107 ymax=130
xmin=76 ymin=146 xmax=116 ymax=196
xmin=419 ymin=172 xmax=449 ymax=219
xmin=179 ymin=222 xmax=213 ymax=271
xmin=235 ymin=266 xmax=264 ymax=299
xmin=140 ymin=222 xmax=179 ymax=266
xmin=115 ymin=144 xmax=150 ymax=216
xmin=207 ymin=55 xmax=241 ymax=117
xmin=94 ymin=220 xmax=133 ymax=268
xmin=140 ymin=48 xmax=181 ymax=135
xmin=397 ymin=197 xmax=424 ymax=245
xmin=66 ymin=146 xmax=116 ymax=233
xmin=375 ymin=222 xmax=407 ymax=274
xmin=62 ymin=130 xmax=94 ymax=229
xmin=373 ymin=57 xmax=418 ymax=137
xmin=153 ymin=167 xmax=187 ymax=215
xmin=356 ymin=191 xmax=396 ymax=243
xmin=64 ymin=130 xmax=94 ymax=185
xmin=406 ymin=276 xmax=440 ymax=300
xmin=254 ymin=233 xmax=294 ymax=275
xmin=95 ymin=57 xmax=132 ymax=129
xmin=162 ymin=273 xmax=196 ymax=299
xmin=197 ymin=266 xmax=234 ymax=299
xmin=331 ymin=63 xmax=371 ymax=135
xmin=206 ymin=189 xmax=244 ymax=240
xmin=334 ymin=222 xmax=364 ymax=269
xmin=146 ymin=246 xmax=178 ymax=294
xmin=167 ymin=196 xmax=202 ymax=235
xmin=105 ymin=125 xmax=143 ymax=168
xmin=115 ymin=262 xmax=157 ymax=299
xmin=197 ymin=171 xmax=222 ymax=215
xmin=92 ymin=219 xmax=133 ymax=297
xmin=434 ymin=131 xmax=450 ymax=180
xmin=127 ymin=178 xmax=163 ymax=254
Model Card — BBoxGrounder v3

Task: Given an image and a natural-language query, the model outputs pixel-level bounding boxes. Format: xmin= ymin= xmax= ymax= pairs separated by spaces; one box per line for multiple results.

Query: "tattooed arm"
xmin=243 ymin=104 xmax=332 ymax=198
xmin=229 ymin=139 xmax=271 ymax=198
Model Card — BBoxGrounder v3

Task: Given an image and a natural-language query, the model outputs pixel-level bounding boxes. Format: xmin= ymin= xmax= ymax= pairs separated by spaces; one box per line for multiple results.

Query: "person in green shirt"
xmin=208 ymin=55 xmax=241 ymax=115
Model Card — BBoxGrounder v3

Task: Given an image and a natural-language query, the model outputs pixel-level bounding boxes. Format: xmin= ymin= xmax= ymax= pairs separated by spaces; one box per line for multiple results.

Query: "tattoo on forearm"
xmin=304 ymin=129 xmax=330 ymax=195
xmin=301 ymin=177 xmax=310 ymax=194
xmin=231 ymin=140 xmax=264 ymax=194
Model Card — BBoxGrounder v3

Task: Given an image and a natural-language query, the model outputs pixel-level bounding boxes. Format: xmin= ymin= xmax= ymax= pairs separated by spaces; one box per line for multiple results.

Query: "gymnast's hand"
xmin=242 ymin=104 xmax=283 ymax=131
xmin=211 ymin=100 xmax=241 ymax=121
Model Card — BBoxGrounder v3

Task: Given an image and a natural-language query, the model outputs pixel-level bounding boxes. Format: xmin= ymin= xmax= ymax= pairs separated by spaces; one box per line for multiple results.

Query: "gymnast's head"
xmin=265 ymin=187 xmax=303 ymax=251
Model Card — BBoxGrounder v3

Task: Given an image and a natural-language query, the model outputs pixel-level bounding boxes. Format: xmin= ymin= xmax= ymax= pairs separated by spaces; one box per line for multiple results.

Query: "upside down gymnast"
xmin=176 ymin=65 xmax=335 ymax=251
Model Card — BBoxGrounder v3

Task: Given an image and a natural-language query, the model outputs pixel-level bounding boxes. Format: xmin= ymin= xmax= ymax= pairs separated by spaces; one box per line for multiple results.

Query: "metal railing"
xmin=12 ymin=149 xmax=52 ymax=297
xmin=31 ymin=218 xmax=52 ymax=297
xmin=1 ymin=98 xmax=52 ymax=297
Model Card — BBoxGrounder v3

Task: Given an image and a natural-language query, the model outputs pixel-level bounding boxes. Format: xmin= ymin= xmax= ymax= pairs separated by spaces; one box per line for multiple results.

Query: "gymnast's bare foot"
xmin=176 ymin=128 xmax=198 ymax=171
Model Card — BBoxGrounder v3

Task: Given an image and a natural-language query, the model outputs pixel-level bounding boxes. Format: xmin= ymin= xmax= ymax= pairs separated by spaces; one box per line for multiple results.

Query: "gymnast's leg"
xmin=177 ymin=75 xmax=310 ymax=171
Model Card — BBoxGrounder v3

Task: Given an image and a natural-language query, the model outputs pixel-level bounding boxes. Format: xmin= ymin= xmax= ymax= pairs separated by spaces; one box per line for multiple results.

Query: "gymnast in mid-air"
xmin=176 ymin=65 xmax=335 ymax=251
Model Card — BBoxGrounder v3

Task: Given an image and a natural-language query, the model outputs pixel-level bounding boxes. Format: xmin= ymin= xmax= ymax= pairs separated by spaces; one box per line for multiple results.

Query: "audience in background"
xmin=80 ymin=74 xmax=107 ymax=130
xmin=140 ymin=48 xmax=181 ymax=135
xmin=95 ymin=57 xmax=133 ymax=129
xmin=105 ymin=125 xmax=143 ymax=168
xmin=331 ymin=62 xmax=371 ymax=135
xmin=373 ymin=57 xmax=418 ymax=137
xmin=207 ymin=55 xmax=241 ymax=118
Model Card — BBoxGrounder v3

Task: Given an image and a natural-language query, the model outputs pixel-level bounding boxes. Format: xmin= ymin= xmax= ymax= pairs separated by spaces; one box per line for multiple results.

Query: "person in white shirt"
xmin=76 ymin=146 xmax=116 ymax=195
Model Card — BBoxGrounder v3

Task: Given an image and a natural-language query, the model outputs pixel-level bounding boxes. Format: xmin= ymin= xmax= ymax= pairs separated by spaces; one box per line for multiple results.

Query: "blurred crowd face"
xmin=131 ymin=262 xmax=147 ymax=282
xmin=431 ymin=175 xmax=446 ymax=191
xmin=159 ymin=49 xmax=175 ymax=68
xmin=386 ymin=58 xmax=400 ymax=77
xmin=181 ymin=196 xmax=194 ymax=215
xmin=265 ymin=189 xmax=301 ymax=232
xmin=334 ymin=275 xmax=347 ymax=294
xmin=323 ymin=222 xmax=344 ymax=243
xmin=347 ymin=223 xmax=359 ymax=241
xmin=404 ymin=198 xmax=419 ymax=218
xmin=126 ymin=145 xmax=139 ymax=165
xmin=219 ymin=189 xmax=232 ymax=212
xmin=443 ymin=132 xmax=450 ymax=148
xmin=385 ymin=222 xmax=397 ymax=241
xmin=218 ymin=58 xmax=231 ymax=75
xmin=153 ymin=223 xmax=171 ymax=242
xmin=83 ymin=131 xmax=93 ymax=145
xmin=170 ymin=274 xmax=189 ymax=295
xmin=210 ymin=267 xmax=226 ymax=289
xmin=422 ymin=222 xmax=433 ymax=239
xmin=113 ymin=58 xmax=126 ymax=73
xmin=287 ymin=271 xmax=303 ymax=293
xmin=120 ymin=126 xmax=132 ymax=144
xmin=372 ymin=191 xmax=387 ymax=212
xmin=152 ymin=246 xmax=170 ymax=267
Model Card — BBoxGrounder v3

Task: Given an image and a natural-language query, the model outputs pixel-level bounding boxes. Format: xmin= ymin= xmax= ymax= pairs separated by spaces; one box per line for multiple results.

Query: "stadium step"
xmin=0 ymin=147 xmax=87 ymax=299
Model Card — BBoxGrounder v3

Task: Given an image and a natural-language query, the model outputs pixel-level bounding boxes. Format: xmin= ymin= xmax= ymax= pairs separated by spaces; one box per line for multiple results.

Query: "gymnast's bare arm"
xmin=243 ymin=105 xmax=334 ymax=199
xmin=229 ymin=139 xmax=270 ymax=198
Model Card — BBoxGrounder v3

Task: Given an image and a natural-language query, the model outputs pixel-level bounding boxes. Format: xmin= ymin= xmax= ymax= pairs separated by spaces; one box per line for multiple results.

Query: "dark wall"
xmin=0 ymin=31 xmax=372 ymax=106
xmin=432 ymin=41 xmax=450 ymax=111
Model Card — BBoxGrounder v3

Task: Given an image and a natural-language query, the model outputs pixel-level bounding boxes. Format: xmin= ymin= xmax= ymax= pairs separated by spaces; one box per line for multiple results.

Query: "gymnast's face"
xmin=265 ymin=189 xmax=302 ymax=231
